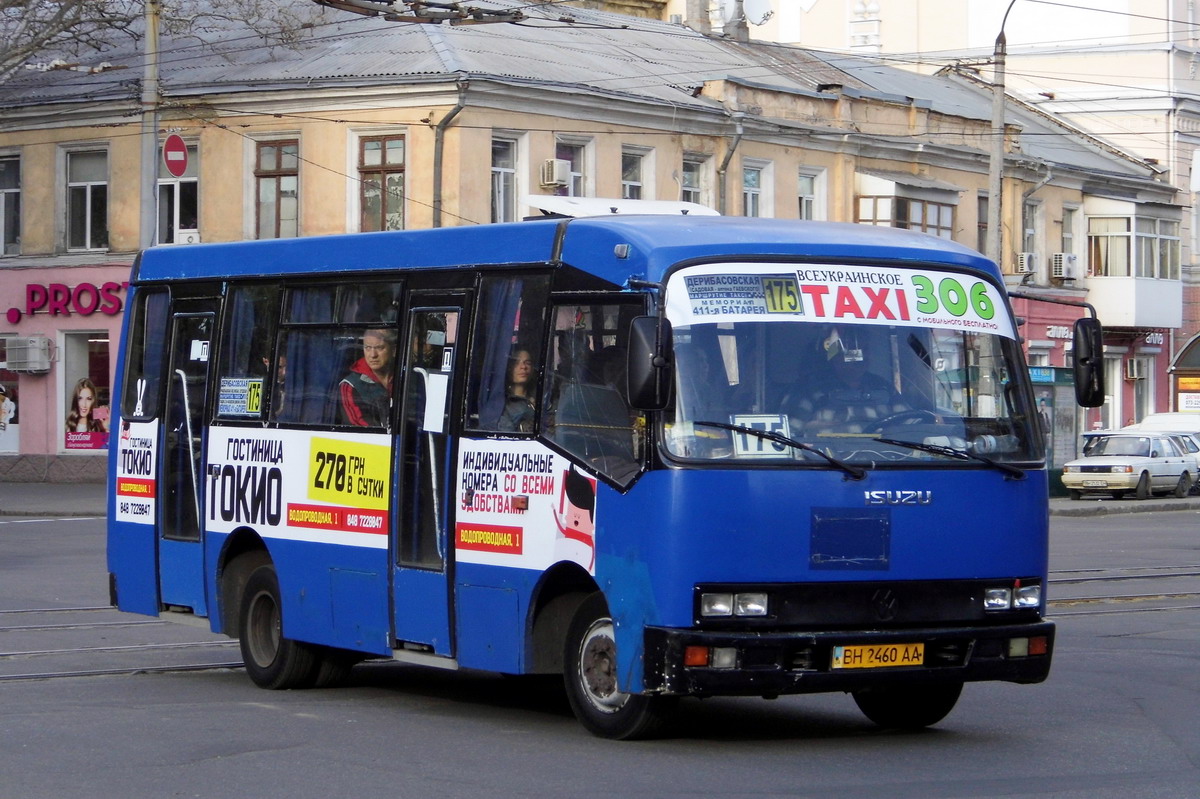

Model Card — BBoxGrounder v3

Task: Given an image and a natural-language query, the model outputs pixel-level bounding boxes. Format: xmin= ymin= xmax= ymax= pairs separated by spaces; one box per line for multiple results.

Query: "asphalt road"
xmin=0 ymin=512 xmax=1197 ymax=798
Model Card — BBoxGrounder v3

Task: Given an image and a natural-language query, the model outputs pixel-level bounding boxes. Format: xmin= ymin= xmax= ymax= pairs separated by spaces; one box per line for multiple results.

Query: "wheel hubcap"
xmin=247 ymin=590 xmax=280 ymax=668
xmin=578 ymin=618 xmax=628 ymax=713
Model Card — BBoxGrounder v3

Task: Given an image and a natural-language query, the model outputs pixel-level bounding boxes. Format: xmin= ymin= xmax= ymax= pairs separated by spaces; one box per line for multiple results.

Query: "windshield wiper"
xmin=873 ymin=437 xmax=1026 ymax=480
xmin=693 ymin=420 xmax=867 ymax=480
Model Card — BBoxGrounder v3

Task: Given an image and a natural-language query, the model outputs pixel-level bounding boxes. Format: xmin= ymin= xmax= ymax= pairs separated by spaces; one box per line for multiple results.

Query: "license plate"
xmin=832 ymin=643 xmax=924 ymax=669
xmin=1082 ymin=479 xmax=1108 ymax=487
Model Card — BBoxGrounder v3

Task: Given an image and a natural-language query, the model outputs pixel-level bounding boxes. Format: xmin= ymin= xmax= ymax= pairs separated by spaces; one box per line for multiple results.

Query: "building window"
xmin=797 ymin=172 xmax=816 ymax=220
xmin=743 ymin=165 xmax=762 ymax=217
xmin=621 ymin=151 xmax=644 ymax=200
xmin=857 ymin=196 xmax=954 ymax=238
xmin=491 ymin=137 xmax=518 ymax=223
xmin=255 ymin=140 xmax=299 ymax=239
xmin=797 ymin=167 xmax=825 ymax=220
xmin=158 ymin=143 xmax=198 ymax=245
xmin=0 ymin=155 xmax=18 ymax=255
xmin=1088 ymin=216 xmax=1180 ymax=279
xmin=681 ymin=155 xmax=708 ymax=206
xmin=66 ymin=150 xmax=108 ymax=251
xmin=1022 ymin=201 xmax=1039 ymax=259
xmin=977 ymin=194 xmax=989 ymax=254
xmin=1061 ymin=206 xmax=1077 ymax=254
xmin=554 ymin=140 xmax=587 ymax=197
xmin=359 ymin=135 xmax=404 ymax=232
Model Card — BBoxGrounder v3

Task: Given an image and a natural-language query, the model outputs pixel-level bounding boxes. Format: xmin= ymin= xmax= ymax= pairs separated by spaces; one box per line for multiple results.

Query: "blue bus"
xmin=107 ymin=215 xmax=1102 ymax=738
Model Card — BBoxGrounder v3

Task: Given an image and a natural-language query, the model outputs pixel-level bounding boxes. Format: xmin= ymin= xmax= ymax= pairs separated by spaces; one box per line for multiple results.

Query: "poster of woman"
xmin=0 ymin=378 xmax=17 ymax=453
xmin=64 ymin=377 xmax=109 ymax=449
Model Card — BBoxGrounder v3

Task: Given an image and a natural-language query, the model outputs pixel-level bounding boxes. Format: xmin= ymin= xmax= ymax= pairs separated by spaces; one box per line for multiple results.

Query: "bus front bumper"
xmin=641 ymin=621 xmax=1054 ymax=697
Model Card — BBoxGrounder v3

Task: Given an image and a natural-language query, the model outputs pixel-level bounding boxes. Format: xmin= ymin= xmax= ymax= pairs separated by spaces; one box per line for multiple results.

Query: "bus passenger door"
xmin=392 ymin=300 xmax=464 ymax=656
xmin=158 ymin=304 xmax=216 ymax=615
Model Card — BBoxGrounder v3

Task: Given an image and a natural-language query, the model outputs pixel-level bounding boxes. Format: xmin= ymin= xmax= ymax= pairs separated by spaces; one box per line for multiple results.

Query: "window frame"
xmin=357 ymin=133 xmax=405 ymax=233
xmin=65 ymin=148 xmax=109 ymax=252
xmin=0 ymin=153 xmax=19 ymax=255
xmin=491 ymin=136 xmax=519 ymax=223
xmin=158 ymin=142 xmax=199 ymax=245
xmin=254 ymin=139 xmax=300 ymax=240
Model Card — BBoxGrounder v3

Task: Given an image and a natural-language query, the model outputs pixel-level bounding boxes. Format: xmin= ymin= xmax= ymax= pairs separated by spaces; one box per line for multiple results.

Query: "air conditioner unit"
xmin=4 ymin=335 xmax=53 ymax=374
xmin=1015 ymin=252 xmax=1037 ymax=274
xmin=1051 ymin=252 xmax=1079 ymax=279
xmin=539 ymin=158 xmax=571 ymax=188
xmin=1125 ymin=359 xmax=1147 ymax=380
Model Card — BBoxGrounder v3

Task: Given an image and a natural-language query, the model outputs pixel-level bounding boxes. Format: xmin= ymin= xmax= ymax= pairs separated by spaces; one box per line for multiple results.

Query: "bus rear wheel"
xmin=239 ymin=563 xmax=320 ymax=690
xmin=563 ymin=593 xmax=674 ymax=740
xmin=851 ymin=682 xmax=963 ymax=730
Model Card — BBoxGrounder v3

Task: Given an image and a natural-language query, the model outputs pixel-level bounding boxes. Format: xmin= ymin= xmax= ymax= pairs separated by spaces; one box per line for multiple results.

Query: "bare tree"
xmin=0 ymin=0 xmax=333 ymax=83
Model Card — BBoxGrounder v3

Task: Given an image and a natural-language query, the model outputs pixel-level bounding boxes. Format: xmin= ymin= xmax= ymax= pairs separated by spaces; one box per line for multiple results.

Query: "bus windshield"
xmin=662 ymin=263 xmax=1041 ymax=468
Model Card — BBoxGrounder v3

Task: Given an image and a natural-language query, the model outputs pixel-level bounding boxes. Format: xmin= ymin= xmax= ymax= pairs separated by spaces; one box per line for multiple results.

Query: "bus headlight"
xmin=984 ymin=581 xmax=1041 ymax=611
xmin=700 ymin=592 xmax=769 ymax=617
xmin=1014 ymin=583 xmax=1042 ymax=608
xmin=983 ymin=587 xmax=1012 ymax=610
xmin=734 ymin=592 xmax=768 ymax=617
xmin=700 ymin=593 xmax=734 ymax=616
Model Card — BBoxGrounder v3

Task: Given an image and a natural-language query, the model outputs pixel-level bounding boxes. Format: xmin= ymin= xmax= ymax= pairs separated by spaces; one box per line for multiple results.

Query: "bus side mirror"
xmin=1073 ymin=317 xmax=1105 ymax=407
xmin=627 ymin=316 xmax=674 ymax=410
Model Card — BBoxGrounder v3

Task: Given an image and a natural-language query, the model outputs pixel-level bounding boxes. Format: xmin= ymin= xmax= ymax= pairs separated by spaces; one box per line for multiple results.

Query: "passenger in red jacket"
xmin=339 ymin=328 xmax=396 ymax=426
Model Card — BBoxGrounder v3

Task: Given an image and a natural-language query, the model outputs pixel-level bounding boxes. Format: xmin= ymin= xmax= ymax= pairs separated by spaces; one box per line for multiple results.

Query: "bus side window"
xmin=215 ymin=284 xmax=278 ymax=421
xmin=121 ymin=289 xmax=171 ymax=421
xmin=543 ymin=301 xmax=645 ymax=486
xmin=466 ymin=274 xmax=550 ymax=432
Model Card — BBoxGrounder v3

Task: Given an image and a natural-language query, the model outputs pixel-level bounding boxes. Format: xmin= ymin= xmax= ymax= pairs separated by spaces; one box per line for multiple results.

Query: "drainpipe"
xmin=432 ymin=80 xmax=468 ymax=228
xmin=717 ymin=112 xmax=745 ymax=215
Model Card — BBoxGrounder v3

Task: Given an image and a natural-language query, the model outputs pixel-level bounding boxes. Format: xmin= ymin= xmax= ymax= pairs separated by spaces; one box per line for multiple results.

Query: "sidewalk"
xmin=0 ymin=480 xmax=108 ymax=517
xmin=2 ymin=478 xmax=1200 ymax=518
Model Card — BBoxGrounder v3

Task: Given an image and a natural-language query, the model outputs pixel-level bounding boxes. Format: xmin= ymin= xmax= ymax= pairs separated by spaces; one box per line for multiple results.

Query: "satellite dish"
xmin=743 ymin=0 xmax=774 ymax=26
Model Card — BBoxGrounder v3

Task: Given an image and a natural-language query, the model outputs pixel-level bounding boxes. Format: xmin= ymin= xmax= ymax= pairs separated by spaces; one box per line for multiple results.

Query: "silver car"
xmin=1061 ymin=431 xmax=1193 ymax=500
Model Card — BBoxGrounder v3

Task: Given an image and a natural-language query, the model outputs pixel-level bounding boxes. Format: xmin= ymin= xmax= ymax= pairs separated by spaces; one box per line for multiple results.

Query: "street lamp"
xmin=987 ymin=0 xmax=1018 ymax=267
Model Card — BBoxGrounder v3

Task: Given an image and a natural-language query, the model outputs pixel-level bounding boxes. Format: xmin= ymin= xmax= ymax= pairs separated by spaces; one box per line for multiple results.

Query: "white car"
xmin=1061 ymin=431 xmax=1193 ymax=500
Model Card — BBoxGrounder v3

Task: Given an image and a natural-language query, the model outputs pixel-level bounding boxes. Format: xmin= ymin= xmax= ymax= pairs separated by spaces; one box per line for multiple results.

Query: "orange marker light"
xmin=684 ymin=646 xmax=710 ymax=667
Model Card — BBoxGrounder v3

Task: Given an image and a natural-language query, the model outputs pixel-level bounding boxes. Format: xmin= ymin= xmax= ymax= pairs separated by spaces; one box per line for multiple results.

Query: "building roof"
xmin=0 ymin=0 xmax=1165 ymax=188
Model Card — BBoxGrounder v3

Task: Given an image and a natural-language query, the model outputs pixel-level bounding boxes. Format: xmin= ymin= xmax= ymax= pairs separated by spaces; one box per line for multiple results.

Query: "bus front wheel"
xmin=851 ymin=682 xmax=963 ymax=730
xmin=239 ymin=563 xmax=320 ymax=690
xmin=563 ymin=593 xmax=674 ymax=740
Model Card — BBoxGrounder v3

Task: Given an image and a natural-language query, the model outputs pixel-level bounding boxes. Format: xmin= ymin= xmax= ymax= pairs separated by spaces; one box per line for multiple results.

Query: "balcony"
xmin=1083 ymin=276 xmax=1182 ymax=329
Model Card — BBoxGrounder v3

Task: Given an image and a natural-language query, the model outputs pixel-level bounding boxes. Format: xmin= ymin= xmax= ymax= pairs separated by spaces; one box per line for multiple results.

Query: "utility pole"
xmin=987 ymin=1 xmax=1017 ymax=267
xmin=139 ymin=0 xmax=161 ymax=251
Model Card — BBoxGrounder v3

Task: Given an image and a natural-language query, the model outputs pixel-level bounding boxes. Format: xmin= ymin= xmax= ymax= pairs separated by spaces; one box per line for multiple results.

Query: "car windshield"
xmin=661 ymin=262 xmax=1042 ymax=468
xmin=1083 ymin=436 xmax=1150 ymax=458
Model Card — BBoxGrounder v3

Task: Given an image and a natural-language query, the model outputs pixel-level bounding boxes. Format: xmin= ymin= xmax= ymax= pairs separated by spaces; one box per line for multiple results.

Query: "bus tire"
xmin=563 ymin=593 xmax=674 ymax=740
xmin=311 ymin=647 xmax=361 ymax=688
xmin=852 ymin=682 xmax=962 ymax=730
xmin=239 ymin=563 xmax=320 ymax=690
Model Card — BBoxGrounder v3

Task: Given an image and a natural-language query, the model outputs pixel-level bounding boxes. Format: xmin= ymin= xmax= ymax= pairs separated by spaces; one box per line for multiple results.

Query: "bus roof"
xmin=133 ymin=216 xmax=1000 ymax=287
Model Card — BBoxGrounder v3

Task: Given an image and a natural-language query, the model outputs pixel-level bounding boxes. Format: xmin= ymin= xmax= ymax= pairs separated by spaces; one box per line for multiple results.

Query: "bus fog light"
xmin=700 ymin=593 xmax=734 ymax=617
xmin=1028 ymin=636 xmax=1049 ymax=656
xmin=684 ymin=645 xmax=710 ymax=666
xmin=734 ymin=592 xmax=768 ymax=617
xmin=983 ymin=588 xmax=1012 ymax=610
xmin=1008 ymin=637 xmax=1029 ymax=657
xmin=1014 ymin=584 xmax=1041 ymax=608
xmin=711 ymin=647 xmax=738 ymax=669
